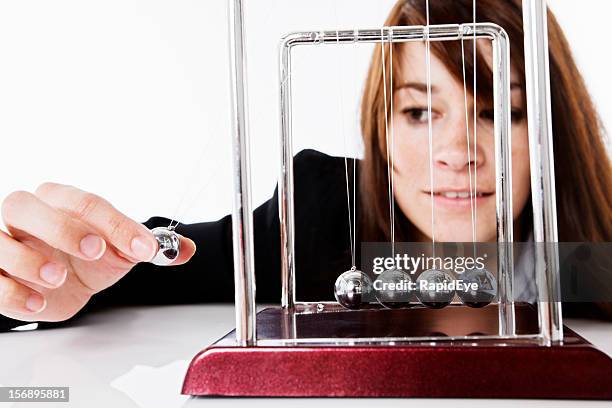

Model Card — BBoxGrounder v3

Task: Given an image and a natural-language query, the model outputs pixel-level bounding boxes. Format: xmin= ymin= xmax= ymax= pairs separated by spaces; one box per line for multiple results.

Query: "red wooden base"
xmin=182 ymin=307 xmax=612 ymax=398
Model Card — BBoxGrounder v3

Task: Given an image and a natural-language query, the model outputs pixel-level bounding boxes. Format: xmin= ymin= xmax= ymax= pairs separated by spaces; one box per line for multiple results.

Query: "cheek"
xmin=393 ymin=119 xmax=429 ymax=185
xmin=391 ymin=120 xmax=433 ymax=230
xmin=511 ymin=125 xmax=531 ymax=217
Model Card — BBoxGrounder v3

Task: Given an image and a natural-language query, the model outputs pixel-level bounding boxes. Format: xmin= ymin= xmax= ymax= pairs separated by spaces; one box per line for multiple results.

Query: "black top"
xmin=0 ymin=149 xmax=603 ymax=331
xmin=0 ymin=149 xmax=357 ymax=330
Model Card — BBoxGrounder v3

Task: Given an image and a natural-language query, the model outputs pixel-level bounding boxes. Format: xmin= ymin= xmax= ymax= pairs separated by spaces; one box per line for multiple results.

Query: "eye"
xmin=479 ymin=108 xmax=526 ymax=123
xmin=401 ymin=108 xmax=431 ymax=124
xmin=511 ymin=108 xmax=525 ymax=122
xmin=479 ymin=109 xmax=495 ymax=122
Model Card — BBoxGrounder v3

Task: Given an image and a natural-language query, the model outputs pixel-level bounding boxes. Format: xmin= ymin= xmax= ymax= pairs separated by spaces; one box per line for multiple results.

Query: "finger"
xmin=0 ymin=272 xmax=47 ymax=314
xmin=0 ymin=230 xmax=68 ymax=288
xmin=2 ymin=190 xmax=107 ymax=261
xmin=35 ymin=183 xmax=158 ymax=263
xmin=168 ymin=236 xmax=197 ymax=266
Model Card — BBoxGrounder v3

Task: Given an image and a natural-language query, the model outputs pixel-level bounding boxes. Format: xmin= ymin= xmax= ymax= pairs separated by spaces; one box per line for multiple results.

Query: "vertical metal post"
xmin=522 ymin=0 xmax=563 ymax=345
xmin=279 ymin=38 xmax=296 ymax=310
xmin=491 ymin=29 xmax=516 ymax=337
xmin=228 ymin=0 xmax=257 ymax=346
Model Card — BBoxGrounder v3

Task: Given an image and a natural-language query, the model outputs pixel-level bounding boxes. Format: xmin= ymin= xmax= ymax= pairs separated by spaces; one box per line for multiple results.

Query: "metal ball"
xmin=415 ymin=269 xmax=456 ymax=309
xmin=334 ymin=269 xmax=372 ymax=310
xmin=373 ymin=268 xmax=415 ymax=309
xmin=457 ymin=267 xmax=497 ymax=308
xmin=150 ymin=227 xmax=181 ymax=266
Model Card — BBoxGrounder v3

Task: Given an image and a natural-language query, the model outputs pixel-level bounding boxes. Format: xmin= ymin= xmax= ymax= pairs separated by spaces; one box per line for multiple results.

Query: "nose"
xmin=433 ymin=118 xmax=483 ymax=172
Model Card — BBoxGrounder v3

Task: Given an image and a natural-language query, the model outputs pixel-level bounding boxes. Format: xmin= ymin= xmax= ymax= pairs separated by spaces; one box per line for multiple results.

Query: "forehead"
xmin=395 ymin=41 xmax=518 ymax=85
xmin=395 ymin=42 xmax=458 ymax=86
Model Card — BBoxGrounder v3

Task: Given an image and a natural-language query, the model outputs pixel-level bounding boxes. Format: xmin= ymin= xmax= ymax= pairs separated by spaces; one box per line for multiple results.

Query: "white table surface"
xmin=0 ymin=304 xmax=611 ymax=408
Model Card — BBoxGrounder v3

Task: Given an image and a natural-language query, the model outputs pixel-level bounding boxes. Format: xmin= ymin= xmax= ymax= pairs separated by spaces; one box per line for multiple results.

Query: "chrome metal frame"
xmin=227 ymin=0 xmax=562 ymax=346
xmin=279 ymin=23 xmax=515 ymax=339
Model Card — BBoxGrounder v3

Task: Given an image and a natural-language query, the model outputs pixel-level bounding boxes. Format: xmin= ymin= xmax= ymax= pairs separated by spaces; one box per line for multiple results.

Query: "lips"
xmin=434 ymin=191 xmax=489 ymax=199
xmin=423 ymin=189 xmax=494 ymax=197
xmin=422 ymin=189 xmax=494 ymax=210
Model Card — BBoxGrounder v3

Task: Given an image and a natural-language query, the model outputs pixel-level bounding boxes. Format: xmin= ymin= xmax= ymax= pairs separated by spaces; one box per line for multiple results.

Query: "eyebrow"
xmin=395 ymin=81 xmax=523 ymax=93
xmin=394 ymin=82 xmax=437 ymax=93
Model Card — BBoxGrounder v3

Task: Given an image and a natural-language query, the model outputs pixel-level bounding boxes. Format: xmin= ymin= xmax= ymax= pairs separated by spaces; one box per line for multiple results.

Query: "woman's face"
xmin=391 ymin=42 xmax=531 ymax=242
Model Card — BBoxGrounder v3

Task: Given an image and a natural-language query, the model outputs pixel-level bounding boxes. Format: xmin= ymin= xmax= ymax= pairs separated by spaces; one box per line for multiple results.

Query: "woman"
xmin=0 ymin=0 xmax=610 ymax=329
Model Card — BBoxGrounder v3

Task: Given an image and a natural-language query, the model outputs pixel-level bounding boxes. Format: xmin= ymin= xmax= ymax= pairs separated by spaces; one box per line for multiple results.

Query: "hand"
xmin=0 ymin=182 xmax=197 ymax=322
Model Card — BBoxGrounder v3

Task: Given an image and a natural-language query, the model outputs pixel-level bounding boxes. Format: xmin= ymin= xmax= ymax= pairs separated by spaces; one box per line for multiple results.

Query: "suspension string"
xmin=389 ymin=28 xmax=396 ymax=258
xmin=425 ymin=0 xmax=436 ymax=258
xmin=341 ymin=59 xmax=356 ymax=269
xmin=343 ymin=156 xmax=356 ymax=269
xmin=353 ymin=158 xmax=356 ymax=266
xmin=351 ymin=32 xmax=359 ymax=267
xmin=473 ymin=0 xmax=478 ymax=247
xmin=461 ymin=34 xmax=477 ymax=248
xmin=334 ymin=5 xmax=356 ymax=270
xmin=166 ymin=134 xmax=216 ymax=230
xmin=380 ymin=27 xmax=394 ymax=263
xmin=167 ymin=152 xmax=224 ymax=230
xmin=165 ymin=0 xmax=286 ymax=232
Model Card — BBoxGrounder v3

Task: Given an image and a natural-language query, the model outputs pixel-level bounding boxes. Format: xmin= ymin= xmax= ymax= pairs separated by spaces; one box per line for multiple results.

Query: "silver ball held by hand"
xmin=151 ymin=227 xmax=180 ymax=266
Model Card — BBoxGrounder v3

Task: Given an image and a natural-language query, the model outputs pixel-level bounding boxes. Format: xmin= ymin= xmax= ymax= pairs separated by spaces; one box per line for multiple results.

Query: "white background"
xmin=0 ymin=0 xmax=610 ymax=226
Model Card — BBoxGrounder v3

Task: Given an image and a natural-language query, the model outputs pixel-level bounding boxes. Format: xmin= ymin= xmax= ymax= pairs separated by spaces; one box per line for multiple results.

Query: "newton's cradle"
xmin=150 ymin=0 xmax=612 ymax=398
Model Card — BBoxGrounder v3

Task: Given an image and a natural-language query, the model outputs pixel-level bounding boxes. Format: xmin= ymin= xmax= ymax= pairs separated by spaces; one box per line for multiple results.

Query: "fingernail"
xmin=185 ymin=237 xmax=196 ymax=249
xmin=131 ymin=236 xmax=156 ymax=261
xmin=80 ymin=235 xmax=106 ymax=260
xmin=25 ymin=293 xmax=46 ymax=313
xmin=39 ymin=263 xmax=68 ymax=287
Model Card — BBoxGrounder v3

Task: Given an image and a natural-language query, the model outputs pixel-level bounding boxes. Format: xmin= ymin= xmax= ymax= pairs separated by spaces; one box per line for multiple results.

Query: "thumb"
xmin=166 ymin=235 xmax=197 ymax=266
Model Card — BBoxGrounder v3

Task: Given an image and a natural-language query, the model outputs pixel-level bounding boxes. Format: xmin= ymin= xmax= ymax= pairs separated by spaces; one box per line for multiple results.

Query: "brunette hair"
xmin=359 ymin=0 xmax=612 ymax=243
